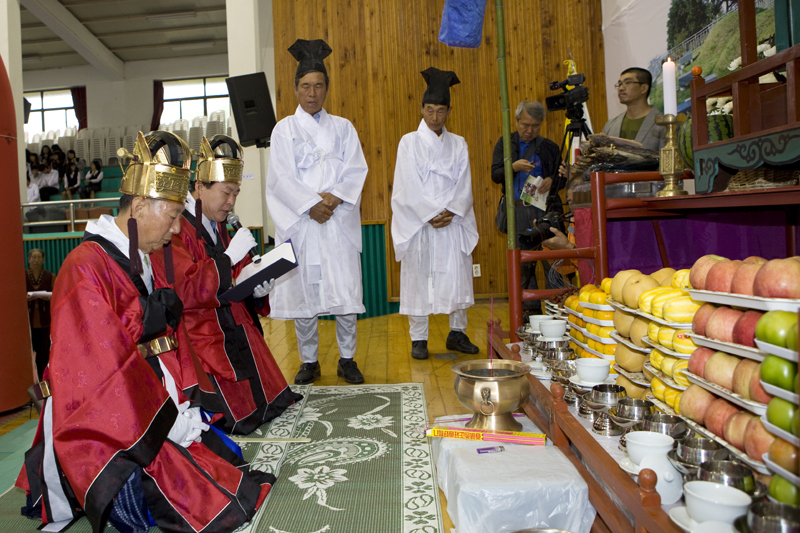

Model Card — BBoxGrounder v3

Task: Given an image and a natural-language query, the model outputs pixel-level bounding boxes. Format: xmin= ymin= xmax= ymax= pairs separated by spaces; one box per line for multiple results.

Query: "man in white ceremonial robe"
xmin=391 ymin=68 xmax=480 ymax=360
xmin=266 ymin=38 xmax=368 ymax=385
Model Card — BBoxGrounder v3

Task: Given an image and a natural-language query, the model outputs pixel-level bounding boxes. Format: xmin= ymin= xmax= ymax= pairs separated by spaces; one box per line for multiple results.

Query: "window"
xmin=24 ymin=89 xmax=78 ymax=138
xmin=160 ymin=76 xmax=231 ymax=125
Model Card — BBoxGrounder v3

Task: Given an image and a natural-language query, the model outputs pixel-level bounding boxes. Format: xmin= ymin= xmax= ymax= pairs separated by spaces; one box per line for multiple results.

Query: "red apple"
xmin=705 ymin=398 xmax=741 ymax=436
xmin=679 ymin=384 xmax=717 ymax=425
xmin=705 ymin=307 xmax=744 ymax=343
xmin=753 ymin=259 xmax=800 ymax=299
xmin=688 ymin=347 xmax=717 ymax=378
xmin=693 ymin=303 xmax=718 ymax=337
xmin=749 ymin=363 xmax=775 ymax=404
xmin=732 ymin=359 xmax=760 ymax=400
xmin=743 ymin=256 xmax=768 ymax=265
xmin=744 ymin=417 xmax=776 ymax=462
xmin=690 ymin=255 xmax=730 ymax=291
xmin=732 ymin=310 xmax=765 ymax=347
xmin=705 ymin=351 xmax=742 ymax=390
xmin=706 ymin=260 xmax=743 ymax=293
xmin=724 ymin=411 xmax=757 ymax=451
xmin=730 ymin=263 xmax=763 ymax=296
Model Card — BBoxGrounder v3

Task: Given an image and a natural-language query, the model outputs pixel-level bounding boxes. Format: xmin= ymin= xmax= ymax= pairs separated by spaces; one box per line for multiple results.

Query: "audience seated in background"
xmin=63 ymin=161 xmax=82 ymax=200
xmin=84 ymin=159 xmax=104 ymax=199
xmin=38 ymin=163 xmax=60 ymax=201
xmin=26 ymin=175 xmax=40 ymax=204
xmin=65 ymin=149 xmax=85 ymax=172
xmin=39 ymin=145 xmax=52 ymax=165
xmin=26 ymin=151 xmax=39 ymax=180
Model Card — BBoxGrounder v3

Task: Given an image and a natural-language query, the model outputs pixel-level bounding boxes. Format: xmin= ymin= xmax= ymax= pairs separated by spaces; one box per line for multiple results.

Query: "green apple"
xmin=788 ymin=323 xmax=800 ymax=351
xmin=756 ymin=311 xmax=799 ymax=348
xmin=761 ymin=354 xmax=798 ymax=391
xmin=767 ymin=397 xmax=798 ymax=434
xmin=793 ymin=409 xmax=800 ymax=437
xmin=769 ymin=474 xmax=800 ymax=506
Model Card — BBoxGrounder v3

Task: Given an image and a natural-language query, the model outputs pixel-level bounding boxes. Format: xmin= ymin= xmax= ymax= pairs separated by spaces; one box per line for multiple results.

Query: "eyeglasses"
xmin=614 ymin=80 xmax=644 ymax=89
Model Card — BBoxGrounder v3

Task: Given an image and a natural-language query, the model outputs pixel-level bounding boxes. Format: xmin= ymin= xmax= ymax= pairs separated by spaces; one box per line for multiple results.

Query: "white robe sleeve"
xmin=391 ymin=134 xmax=446 ymax=260
xmin=265 ymin=120 xmax=325 ymax=240
xmin=330 ymin=120 xmax=368 ymax=210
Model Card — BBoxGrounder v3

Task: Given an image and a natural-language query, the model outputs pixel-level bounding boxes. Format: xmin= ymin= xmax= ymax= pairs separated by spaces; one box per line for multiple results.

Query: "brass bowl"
xmin=452 ymin=359 xmax=531 ymax=432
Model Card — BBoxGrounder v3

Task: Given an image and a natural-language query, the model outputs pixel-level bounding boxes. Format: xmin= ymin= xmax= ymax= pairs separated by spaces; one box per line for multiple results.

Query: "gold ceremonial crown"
xmin=117 ymin=131 xmax=192 ymax=204
xmin=195 ymin=135 xmax=244 ymax=184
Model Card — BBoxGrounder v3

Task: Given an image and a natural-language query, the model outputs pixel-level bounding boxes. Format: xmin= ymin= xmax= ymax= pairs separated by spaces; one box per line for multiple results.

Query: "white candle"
xmin=662 ymin=58 xmax=677 ymax=116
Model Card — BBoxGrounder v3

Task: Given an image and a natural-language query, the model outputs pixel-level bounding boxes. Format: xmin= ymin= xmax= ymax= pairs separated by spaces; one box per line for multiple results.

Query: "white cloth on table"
xmin=431 ymin=415 xmax=595 ymax=533
xmin=391 ymin=120 xmax=478 ymax=317
xmin=265 ymin=105 xmax=367 ymax=319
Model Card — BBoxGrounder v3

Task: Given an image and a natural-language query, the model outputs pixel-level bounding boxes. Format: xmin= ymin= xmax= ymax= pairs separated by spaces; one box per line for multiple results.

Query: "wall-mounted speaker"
xmin=226 ymin=73 xmax=277 ymax=148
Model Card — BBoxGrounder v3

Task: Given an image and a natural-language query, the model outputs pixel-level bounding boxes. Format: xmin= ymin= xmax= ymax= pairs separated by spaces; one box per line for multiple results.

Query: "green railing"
xmin=23 ymin=223 xmax=397 ymax=319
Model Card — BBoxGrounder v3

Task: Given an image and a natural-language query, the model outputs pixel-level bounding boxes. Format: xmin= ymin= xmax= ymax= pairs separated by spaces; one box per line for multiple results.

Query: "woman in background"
xmin=39 ymin=145 xmax=52 ymax=165
xmin=63 ymin=161 xmax=81 ymax=199
xmin=85 ymin=159 xmax=104 ymax=198
xmin=26 ymin=248 xmax=55 ymax=380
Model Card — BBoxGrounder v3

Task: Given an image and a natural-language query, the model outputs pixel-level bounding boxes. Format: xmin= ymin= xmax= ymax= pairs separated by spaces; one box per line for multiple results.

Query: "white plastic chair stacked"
xmin=172 ymin=119 xmax=189 ymax=145
xmin=106 ymin=126 xmax=124 ymax=166
xmin=74 ymin=128 xmax=91 ymax=162
xmin=90 ymin=132 xmax=105 ymax=166
xmin=121 ymin=126 xmax=138 ymax=163
xmin=57 ymin=136 xmax=72 ymax=152
xmin=27 ymin=143 xmax=40 ymax=158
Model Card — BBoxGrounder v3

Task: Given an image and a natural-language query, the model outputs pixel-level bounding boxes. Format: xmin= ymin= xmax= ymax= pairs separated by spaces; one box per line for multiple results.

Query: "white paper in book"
xmin=219 ymin=241 xmax=298 ymax=303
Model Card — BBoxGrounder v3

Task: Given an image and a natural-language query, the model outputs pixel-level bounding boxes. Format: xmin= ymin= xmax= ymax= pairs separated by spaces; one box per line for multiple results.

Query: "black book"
xmin=219 ymin=240 xmax=298 ymax=303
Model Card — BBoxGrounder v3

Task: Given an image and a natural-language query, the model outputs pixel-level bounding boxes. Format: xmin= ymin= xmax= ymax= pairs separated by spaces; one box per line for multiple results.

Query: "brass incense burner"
xmin=452 ymin=359 xmax=531 ymax=432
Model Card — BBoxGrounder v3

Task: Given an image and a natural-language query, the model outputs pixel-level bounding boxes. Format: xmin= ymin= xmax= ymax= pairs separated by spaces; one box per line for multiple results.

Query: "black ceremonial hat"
xmin=421 ymin=67 xmax=460 ymax=107
xmin=288 ymin=39 xmax=332 ymax=80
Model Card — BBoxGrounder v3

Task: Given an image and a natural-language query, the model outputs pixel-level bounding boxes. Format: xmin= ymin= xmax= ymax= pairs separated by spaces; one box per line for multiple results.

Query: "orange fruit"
xmin=596 ymin=310 xmax=615 ymax=321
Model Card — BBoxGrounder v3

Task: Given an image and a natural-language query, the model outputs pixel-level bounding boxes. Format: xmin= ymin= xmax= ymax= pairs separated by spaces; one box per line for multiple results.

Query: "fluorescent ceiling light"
xmin=146 ymin=12 xmax=197 ymax=22
xmin=170 ymin=42 xmax=215 ymax=51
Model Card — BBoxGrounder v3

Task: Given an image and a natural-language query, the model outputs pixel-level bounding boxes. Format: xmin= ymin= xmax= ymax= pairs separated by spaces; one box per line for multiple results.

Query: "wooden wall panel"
xmin=273 ymin=0 xmax=608 ymax=300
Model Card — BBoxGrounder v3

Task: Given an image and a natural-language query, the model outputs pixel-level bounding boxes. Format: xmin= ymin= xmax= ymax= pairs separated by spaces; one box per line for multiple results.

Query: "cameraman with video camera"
xmin=491 ymin=100 xmax=562 ymax=314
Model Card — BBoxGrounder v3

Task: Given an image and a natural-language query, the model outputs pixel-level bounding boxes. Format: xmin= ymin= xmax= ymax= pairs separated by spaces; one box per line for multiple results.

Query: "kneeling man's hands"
xmin=169 ymin=402 xmax=210 ymax=448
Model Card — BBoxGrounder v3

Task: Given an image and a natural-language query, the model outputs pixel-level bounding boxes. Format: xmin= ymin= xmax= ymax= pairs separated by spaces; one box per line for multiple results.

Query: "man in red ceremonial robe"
xmin=151 ymin=134 xmax=302 ymax=435
xmin=17 ymin=131 xmax=273 ymax=533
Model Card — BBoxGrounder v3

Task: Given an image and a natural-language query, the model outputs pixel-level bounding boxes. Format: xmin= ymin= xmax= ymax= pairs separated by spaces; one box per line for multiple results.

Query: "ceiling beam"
xmin=20 ymin=0 xmax=124 ymax=79
xmin=22 ymin=22 xmax=227 ymax=45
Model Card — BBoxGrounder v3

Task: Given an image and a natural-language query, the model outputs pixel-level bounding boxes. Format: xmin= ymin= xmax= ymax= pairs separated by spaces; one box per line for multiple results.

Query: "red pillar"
xmin=0 ymin=54 xmax=34 ymax=410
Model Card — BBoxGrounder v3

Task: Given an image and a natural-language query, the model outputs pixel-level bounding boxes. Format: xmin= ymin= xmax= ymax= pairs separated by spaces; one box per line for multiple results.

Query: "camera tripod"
xmin=548 ymin=106 xmax=592 ymax=211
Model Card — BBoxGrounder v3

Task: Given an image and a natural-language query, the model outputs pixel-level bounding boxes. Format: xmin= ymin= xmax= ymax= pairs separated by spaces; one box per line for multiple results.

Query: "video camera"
xmin=545 ymin=73 xmax=589 ymax=113
xmin=519 ymin=211 xmax=572 ymax=249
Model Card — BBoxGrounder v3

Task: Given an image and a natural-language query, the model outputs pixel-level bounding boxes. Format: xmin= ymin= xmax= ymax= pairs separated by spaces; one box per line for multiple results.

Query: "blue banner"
xmin=438 ymin=0 xmax=486 ymax=49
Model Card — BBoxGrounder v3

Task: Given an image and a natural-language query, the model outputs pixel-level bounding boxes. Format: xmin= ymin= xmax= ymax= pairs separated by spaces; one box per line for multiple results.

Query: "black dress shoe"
xmin=446 ymin=331 xmax=479 ymax=354
xmin=294 ymin=361 xmax=321 ymax=384
xmin=337 ymin=359 xmax=364 ymax=384
xmin=411 ymin=340 xmax=429 ymax=360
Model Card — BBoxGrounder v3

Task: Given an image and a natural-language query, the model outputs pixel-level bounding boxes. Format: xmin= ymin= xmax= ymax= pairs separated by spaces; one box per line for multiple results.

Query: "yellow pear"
xmin=629 ymin=316 xmax=652 ymax=347
xmin=622 ymin=274 xmax=660 ymax=309
xmin=613 ymin=309 xmax=636 ymax=337
xmin=610 ymin=269 xmax=641 ymax=303
xmin=599 ymin=326 xmax=614 ymax=338
xmin=615 ymin=343 xmax=647 ymax=372
xmin=616 ymin=374 xmax=646 ymax=399
xmin=596 ymin=310 xmax=615 ymax=321
xmin=600 ymin=277 xmax=613 ymax=294
xmin=642 ymin=364 xmax=656 ymax=382
xmin=651 ymin=267 xmax=677 ymax=286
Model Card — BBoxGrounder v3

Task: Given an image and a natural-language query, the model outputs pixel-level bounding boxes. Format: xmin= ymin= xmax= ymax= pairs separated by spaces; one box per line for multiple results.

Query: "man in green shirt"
xmin=602 ymin=67 xmax=666 ymax=152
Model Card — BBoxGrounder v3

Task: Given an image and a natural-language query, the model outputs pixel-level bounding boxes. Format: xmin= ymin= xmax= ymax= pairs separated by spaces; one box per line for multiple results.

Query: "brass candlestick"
xmin=655 ymin=113 xmax=688 ymax=197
